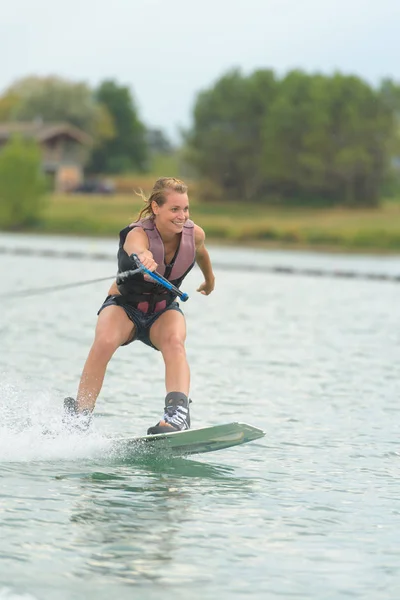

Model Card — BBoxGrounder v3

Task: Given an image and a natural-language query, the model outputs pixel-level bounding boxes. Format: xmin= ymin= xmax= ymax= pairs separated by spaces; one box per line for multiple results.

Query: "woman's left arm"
xmin=194 ymin=225 xmax=215 ymax=296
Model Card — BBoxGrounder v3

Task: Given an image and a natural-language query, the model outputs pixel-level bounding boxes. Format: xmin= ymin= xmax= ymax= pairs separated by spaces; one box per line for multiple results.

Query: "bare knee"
xmin=91 ymin=331 xmax=124 ymax=360
xmin=160 ymin=334 xmax=186 ymax=358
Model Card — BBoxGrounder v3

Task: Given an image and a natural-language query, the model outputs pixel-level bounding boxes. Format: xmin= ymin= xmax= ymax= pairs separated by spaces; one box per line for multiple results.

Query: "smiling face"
xmin=152 ymin=191 xmax=190 ymax=236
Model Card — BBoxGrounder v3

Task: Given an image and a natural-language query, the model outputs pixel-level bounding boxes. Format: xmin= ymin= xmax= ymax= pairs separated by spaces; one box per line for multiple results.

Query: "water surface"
xmin=0 ymin=233 xmax=399 ymax=599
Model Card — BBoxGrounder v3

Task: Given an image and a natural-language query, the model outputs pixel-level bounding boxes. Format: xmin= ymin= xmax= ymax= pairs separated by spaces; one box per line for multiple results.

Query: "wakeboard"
xmin=110 ymin=422 xmax=265 ymax=456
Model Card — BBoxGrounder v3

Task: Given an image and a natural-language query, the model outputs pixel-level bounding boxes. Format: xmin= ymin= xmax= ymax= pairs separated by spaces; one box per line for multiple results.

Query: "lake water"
xmin=0 ymin=232 xmax=399 ymax=600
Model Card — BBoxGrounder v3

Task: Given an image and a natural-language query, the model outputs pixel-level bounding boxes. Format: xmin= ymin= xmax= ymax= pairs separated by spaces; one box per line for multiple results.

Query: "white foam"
xmin=0 ymin=426 xmax=115 ymax=463
xmin=0 ymin=377 xmax=114 ymax=463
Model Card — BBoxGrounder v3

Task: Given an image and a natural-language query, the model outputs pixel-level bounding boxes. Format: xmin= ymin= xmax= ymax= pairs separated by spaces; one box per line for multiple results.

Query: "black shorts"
xmin=97 ymin=295 xmax=183 ymax=350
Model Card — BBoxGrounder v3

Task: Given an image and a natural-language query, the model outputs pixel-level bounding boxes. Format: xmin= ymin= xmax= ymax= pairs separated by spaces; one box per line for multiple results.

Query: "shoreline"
xmin=1 ymin=190 xmax=400 ymax=256
xmin=1 ymin=227 xmax=400 ymax=257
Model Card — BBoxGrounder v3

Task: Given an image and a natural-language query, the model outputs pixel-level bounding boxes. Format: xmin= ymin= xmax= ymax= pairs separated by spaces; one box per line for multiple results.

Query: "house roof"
xmin=0 ymin=121 xmax=92 ymax=145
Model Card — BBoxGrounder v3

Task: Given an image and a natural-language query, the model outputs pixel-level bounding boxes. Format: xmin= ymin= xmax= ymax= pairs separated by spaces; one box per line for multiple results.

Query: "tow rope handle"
xmin=117 ymin=254 xmax=189 ymax=302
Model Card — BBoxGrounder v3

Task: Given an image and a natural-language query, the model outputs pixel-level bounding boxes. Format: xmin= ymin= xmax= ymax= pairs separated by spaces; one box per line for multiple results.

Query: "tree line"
xmin=1 ymin=69 xmax=400 ymax=218
xmin=185 ymin=69 xmax=400 ymax=207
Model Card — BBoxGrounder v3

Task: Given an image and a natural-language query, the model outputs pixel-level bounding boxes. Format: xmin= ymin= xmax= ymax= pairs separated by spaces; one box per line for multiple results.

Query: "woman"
xmin=64 ymin=177 xmax=215 ymax=434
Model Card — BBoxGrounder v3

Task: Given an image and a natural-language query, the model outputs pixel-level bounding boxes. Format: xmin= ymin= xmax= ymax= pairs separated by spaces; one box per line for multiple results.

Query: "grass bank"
xmin=26 ymin=192 xmax=400 ymax=253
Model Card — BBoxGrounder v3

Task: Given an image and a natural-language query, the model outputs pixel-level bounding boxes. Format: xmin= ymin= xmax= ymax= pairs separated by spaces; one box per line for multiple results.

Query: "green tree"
xmin=274 ymin=71 xmax=396 ymax=206
xmin=378 ymin=78 xmax=400 ymax=196
xmin=0 ymin=135 xmax=47 ymax=229
xmin=147 ymin=128 xmax=173 ymax=154
xmin=185 ymin=68 xmax=276 ymax=201
xmin=0 ymin=91 xmax=20 ymax=120
xmin=261 ymin=70 xmax=317 ymax=199
xmin=186 ymin=69 xmax=398 ymax=206
xmin=88 ymin=80 xmax=148 ymax=173
xmin=3 ymin=76 xmax=115 ymax=142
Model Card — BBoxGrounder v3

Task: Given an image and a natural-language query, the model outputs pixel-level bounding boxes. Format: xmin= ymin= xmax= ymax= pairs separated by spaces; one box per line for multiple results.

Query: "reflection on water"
xmin=56 ymin=454 xmax=239 ymax=483
xmin=57 ymin=457 xmax=250 ymax=585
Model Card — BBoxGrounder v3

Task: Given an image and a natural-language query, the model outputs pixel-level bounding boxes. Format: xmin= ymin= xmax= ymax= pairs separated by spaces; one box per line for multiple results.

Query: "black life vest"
xmin=117 ymin=218 xmax=195 ymax=313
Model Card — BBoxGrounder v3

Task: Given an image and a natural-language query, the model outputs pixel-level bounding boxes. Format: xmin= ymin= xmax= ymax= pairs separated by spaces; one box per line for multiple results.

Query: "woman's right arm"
xmin=107 ymin=228 xmax=157 ymax=296
xmin=123 ymin=228 xmax=157 ymax=271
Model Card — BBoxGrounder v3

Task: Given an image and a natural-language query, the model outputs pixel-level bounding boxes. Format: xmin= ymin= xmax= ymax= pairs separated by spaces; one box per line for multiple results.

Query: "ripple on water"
xmin=1 ymin=242 xmax=400 ymax=599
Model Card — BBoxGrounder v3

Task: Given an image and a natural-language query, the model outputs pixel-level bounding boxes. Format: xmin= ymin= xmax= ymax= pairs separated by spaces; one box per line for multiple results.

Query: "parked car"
xmin=71 ymin=179 xmax=115 ymax=195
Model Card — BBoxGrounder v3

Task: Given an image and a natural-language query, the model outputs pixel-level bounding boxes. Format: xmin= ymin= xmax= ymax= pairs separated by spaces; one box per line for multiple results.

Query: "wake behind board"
xmin=111 ymin=422 xmax=265 ymax=456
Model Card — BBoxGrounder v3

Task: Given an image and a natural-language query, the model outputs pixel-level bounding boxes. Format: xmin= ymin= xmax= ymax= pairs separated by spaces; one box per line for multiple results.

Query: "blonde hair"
xmin=136 ymin=177 xmax=188 ymax=221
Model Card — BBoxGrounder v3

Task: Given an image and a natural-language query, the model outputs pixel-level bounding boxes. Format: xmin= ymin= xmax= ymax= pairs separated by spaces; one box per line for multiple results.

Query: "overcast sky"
xmin=1 ymin=0 xmax=399 ymax=140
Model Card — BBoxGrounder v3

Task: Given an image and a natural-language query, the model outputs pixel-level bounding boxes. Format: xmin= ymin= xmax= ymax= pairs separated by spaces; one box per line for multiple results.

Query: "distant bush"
xmin=0 ymin=135 xmax=47 ymax=229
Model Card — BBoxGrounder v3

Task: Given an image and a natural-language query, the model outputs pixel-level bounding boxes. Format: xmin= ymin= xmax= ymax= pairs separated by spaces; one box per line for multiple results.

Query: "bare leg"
xmin=149 ymin=310 xmax=190 ymax=395
xmin=76 ymin=305 xmax=135 ymax=411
